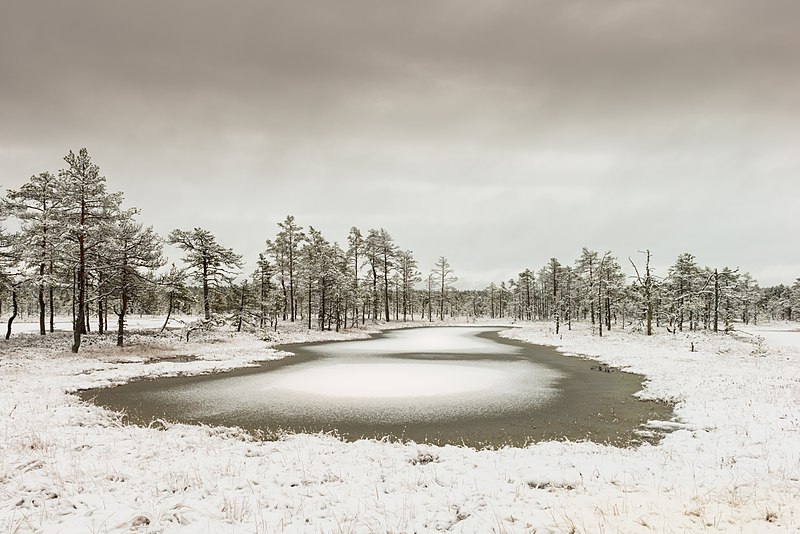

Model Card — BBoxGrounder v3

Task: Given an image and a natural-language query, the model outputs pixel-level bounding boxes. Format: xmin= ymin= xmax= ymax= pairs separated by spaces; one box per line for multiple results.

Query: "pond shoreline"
xmin=79 ymin=325 xmax=675 ymax=448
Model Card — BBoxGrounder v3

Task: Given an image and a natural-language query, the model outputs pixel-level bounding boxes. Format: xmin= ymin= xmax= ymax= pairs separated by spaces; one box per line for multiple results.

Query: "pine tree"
xmin=265 ymin=239 xmax=289 ymax=321
xmin=252 ymin=253 xmax=273 ymax=330
xmin=159 ymin=264 xmax=193 ymax=332
xmin=345 ymin=227 xmax=364 ymax=327
xmin=58 ymin=148 xmax=123 ymax=352
xmin=396 ymin=250 xmax=421 ymax=321
xmin=0 ymin=224 xmax=23 ymax=339
xmin=602 ymin=255 xmax=625 ymax=331
xmin=168 ymin=228 xmax=243 ymax=320
xmin=432 ymin=256 xmax=457 ymax=320
xmin=301 ymin=227 xmax=339 ymax=330
xmin=363 ymin=228 xmax=397 ymax=322
xmin=592 ymin=252 xmax=622 ymax=336
xmin=376 ymin=229 xmax=396 ymax=322
xmin=272 ymin=215 xmax=305 ymax=322
xmin=666 ymin=253 xmax=703 ymax=331
xmin=738 ymin=272 xmax=760 ymax=325
xmin=518 ymin=269 xmax=534 ymax=320
xmin=3 ymin=172 xmax=64 ymax=334
xmin=789 ymin=279 xmax=800 ymax=320
xmin=545 ymin=259 xmax=561 ymax=333
xmin=575 ymin=247 xmax=599 ymax=325
xmin=713 ymin=267 xmax=740 ymax=332
xmin=364 ymin=229 xmax=381 ymax=322
xmin=107 ymin=210 xmax=163 ymax=346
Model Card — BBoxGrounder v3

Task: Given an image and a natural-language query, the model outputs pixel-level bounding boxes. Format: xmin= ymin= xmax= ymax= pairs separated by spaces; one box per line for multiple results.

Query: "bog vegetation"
xmin=1 ymin=148 xmax=798 ymax=351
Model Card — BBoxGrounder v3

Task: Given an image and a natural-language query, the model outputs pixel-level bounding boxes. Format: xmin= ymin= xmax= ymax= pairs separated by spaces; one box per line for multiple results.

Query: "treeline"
xmin=0 ymin=149 xmax=164 ymax=351
xmin=1 ymin=148 xmax=799 ymax=352
xmin=163 ymin=220 xmax=456 ymax=334
xmin=0 ymin=148 xmax=459 ymax=350
xmin=476 ymin=249 xmax=799 ymax=336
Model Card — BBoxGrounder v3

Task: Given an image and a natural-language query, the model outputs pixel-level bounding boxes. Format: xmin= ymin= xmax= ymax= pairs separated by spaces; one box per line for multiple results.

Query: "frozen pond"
xmin=81 ymin=327 xmax=673 ymax=447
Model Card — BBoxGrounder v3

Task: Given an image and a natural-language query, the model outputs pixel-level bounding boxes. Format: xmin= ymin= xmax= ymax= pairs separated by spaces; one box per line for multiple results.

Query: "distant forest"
xmin=1 ymin=149 xmax=798 ymax=352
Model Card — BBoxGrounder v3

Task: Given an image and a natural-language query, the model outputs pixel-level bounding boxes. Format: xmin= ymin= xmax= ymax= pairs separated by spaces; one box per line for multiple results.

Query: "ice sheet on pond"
xmin=144 ymin=327 xmax=564 ymax=425
xmin=303 ymin=326 xmax=519 ymax=355
xmin=150 ymin=358 xmax=561 ymax=425
xmin=266 ymin=361 xmax=510 ymax=397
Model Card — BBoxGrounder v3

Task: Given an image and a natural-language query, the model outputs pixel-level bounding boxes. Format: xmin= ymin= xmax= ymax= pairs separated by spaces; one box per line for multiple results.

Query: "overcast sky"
xmin=1 ymin=0 xmax=798 ymax=288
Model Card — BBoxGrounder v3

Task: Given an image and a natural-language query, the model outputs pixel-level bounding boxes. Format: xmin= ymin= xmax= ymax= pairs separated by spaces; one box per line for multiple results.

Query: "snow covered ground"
xmin=1 ymin=318 xmax=799 ymax=532
xmin=7 ymin=315 xmax=180 ymax=334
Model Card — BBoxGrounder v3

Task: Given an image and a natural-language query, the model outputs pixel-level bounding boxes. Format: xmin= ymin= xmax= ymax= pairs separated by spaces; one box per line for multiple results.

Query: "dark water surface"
xmin=79 ymin=327 xmax=674 ymax=447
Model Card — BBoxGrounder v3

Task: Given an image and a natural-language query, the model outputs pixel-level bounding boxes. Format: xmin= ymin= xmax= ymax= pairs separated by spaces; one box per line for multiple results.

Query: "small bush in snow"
xmin=410 ymin=450 xmax=437 ymax=465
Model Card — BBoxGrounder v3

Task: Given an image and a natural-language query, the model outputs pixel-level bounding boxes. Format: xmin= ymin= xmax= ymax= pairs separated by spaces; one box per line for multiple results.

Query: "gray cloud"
xmin=1 ymin=0 xmax=798 ymax=287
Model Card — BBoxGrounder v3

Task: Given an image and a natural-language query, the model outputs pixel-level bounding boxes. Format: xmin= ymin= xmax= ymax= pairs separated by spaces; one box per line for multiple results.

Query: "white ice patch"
xmin=305 ymin=326 xmax=517 ymax=356
xmin=740 ymin=323 xmax=800 ymax=349
xmin=266 ymin=361 xmax=507 ymax=398
xmin=140 ymin=328 xmax=563 ymax=425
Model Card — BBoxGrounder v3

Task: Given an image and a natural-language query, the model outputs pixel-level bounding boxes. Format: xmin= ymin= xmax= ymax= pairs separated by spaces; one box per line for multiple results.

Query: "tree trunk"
xmin=237 ymin=284 xmax=245 ymax=333
xmin=713 ymin=269 xmax=719 ymax=333
xmin=71 ymin=268 xmax=76 ymax=331
xmin=307 ymin=281 xmax=312 ymax=329
xmin=645 ymin=253 xmax=653 ymax=336
xmin=202 ymin=258 xmax=210 ymax=320
xmin=383 ymin=252 xmax=390 ymax=322
xmin=260 ymin=274 xmax=267 ymax=329
xmin=427 ymin=279 xmax=433 ymax=322
xmin=38 ymin=262 xmax=46 ymax=335
xmin=552 ymin=261 xmax=559 ymax=335
xmin=5 ymin=287 xmax=18 ymax=340
xmin=335 ymin=296 xmax=341 ymax=332
xmin=597 ymin=281 xmax=603 ymax=337
xmin=117 ymin=266 xmax=128 ymax=347
xmin=280 ymin=278 xmax=287 ymax=321
xmin=289 ymin=247 xmax=295 ymax=322
xmin=566 ymin=271 xmax=572 ymax=331
xmin=161 ymin=292 xmax=174 ymax=332
xmin=98 ymin=271 xmax=105 ymax=335
xmin=72 ymin=229 xmax=86 ymax=353
xmin=49 ymin=284 xmax=55 ymax=333
xmin=320 ymin=279 xmax=326 ymax=331
xmin=370 ymin=262 xmax=378 ymax=323
xmin=403 ymin=281 xmax=408 ymax=322
xmin=439 ymin=273 xmax=445 ymax=321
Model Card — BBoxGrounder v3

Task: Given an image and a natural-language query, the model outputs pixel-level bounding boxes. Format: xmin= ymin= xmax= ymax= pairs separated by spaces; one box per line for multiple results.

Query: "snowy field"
xmin=1 ymin=318 xmax=799 ymax=532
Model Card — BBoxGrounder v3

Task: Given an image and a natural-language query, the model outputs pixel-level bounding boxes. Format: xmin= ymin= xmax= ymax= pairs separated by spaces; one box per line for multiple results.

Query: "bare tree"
xmin=629 ymin=249 xmax=654 ymax=336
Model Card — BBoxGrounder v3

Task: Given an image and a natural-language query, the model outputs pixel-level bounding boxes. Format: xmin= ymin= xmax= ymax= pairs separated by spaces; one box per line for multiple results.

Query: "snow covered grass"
xmin=1 ymin=317 xmax=799 ymax=532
